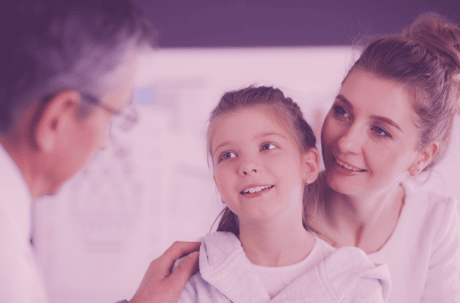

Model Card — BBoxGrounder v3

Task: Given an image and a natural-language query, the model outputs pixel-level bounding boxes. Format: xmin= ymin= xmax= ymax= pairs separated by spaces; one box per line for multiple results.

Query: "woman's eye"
xmin=371 ymin=126 xmax=391 ymax=138
xmin=261 ymin=142 xmax=277 ymax=151
xmin=333 ymin=105 xmax=349 ymax=118
xmin=220 ymin=151 xmax=237 ymax=161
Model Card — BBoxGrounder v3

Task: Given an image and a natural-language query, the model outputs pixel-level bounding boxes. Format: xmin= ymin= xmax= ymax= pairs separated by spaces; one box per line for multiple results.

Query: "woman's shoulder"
xmin=403 ymin=178 xmax=458 ymax=216
xmin=399 ymin=178 xmax=459 ymax=244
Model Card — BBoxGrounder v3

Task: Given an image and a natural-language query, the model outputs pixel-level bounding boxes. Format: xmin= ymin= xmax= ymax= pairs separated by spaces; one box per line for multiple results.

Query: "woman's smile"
xmin=321 ymin=69 xmax=424 ymax=196
xmin=333 ymin=156 xmax=366 ymax=173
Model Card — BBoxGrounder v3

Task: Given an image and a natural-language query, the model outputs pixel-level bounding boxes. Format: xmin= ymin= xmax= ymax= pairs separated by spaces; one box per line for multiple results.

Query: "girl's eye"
xmin=220 ymin=151 xmax=237 ymax=162
xmin=261 ymin=142 xmax=277 ymax=151
xmin=333 ymin=105 xmax=349 ymax=118
xmin=371 ymin=126 xmax=391 ymax=138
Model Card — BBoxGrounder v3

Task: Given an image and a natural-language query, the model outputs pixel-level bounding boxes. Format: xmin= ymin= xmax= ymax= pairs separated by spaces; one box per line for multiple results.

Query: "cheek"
xmin=368 ymin=148 xmax=412 ymax=180
xmin=214 ymin=167 xmax=231 ymax=195
xmin=321 ymin=116 xmax=337 ymax=151
xmin=78 ymin=119 xmax=109 ymax=160
xmin=90 ymin=117 xmax=111 ymax=151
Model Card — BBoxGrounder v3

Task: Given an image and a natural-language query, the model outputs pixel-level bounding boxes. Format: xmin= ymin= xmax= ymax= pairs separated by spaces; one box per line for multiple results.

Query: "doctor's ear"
xmin=33 ymin=90 xmax=81 ymax=152
xmin=302 ymin=148 xmax=320 ymax=184
xmin=408 ymin=141 xmax=439 ymax=176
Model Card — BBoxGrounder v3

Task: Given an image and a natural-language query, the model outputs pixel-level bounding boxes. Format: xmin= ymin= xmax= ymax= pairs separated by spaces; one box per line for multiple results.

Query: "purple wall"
xmin=132 ymin=0 xmax=460 ymax=48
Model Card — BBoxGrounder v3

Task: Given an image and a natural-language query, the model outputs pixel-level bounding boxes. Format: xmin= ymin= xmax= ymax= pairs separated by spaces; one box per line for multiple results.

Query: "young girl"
xmin=304 ymin=13 xmax=460 ymax=302
xmin=177 ymin=86 xmax=391 ymax=302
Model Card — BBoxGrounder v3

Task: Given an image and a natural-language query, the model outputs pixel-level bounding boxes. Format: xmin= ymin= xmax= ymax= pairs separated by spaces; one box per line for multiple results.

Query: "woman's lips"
xmin=333 ymin=157 xmax=366 ymax=173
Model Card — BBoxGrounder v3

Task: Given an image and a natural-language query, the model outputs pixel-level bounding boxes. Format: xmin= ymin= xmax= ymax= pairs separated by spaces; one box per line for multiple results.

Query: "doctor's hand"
xmin=130 ymin=241 xmax=200 ymax=303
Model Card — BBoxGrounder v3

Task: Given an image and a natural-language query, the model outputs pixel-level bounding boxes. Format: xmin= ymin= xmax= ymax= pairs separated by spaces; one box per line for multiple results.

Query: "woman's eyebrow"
xmin=336 ymin=95 xmax=353 ymax=108
xmin=337 ymin=94 xmax=403 ymax=132
xmin=371 ymin=116 xmax=403 ymax=132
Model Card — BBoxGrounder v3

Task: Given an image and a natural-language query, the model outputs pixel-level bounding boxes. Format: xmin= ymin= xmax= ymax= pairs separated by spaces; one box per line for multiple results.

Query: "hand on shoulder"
xmin=130 ymin=241 xmax=200 ymax=303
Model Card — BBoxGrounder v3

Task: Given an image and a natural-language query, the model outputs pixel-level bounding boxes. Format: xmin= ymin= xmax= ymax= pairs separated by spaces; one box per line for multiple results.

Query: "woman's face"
xmin=321 ymin=69 xmax=425 ymax=197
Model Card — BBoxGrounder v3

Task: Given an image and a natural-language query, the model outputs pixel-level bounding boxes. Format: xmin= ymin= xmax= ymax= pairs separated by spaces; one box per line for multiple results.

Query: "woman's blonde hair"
xmin=346 ymin=12 xmax=460 ymax=171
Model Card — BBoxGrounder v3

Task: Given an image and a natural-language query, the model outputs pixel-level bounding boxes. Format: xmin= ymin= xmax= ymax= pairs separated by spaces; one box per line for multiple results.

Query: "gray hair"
xmin=0 ymin=0 xmax=157 ymax=133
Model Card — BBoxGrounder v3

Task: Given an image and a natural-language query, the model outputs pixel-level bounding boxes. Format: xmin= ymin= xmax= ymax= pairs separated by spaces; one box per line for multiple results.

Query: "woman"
xmin=304 ymin=12 xmax=460 ymax=302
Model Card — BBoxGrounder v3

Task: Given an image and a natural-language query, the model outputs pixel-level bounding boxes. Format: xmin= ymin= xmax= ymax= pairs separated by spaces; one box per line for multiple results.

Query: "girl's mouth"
xmin=240 ymin=185 xmax=274 ymax=195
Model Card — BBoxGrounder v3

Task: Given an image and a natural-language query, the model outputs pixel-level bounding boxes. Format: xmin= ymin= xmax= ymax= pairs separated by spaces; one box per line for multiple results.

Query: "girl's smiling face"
xmin=211 ymin=106 xmax=317 ymax=225
xmin=321 ymin=69 xmax=434 ymax=197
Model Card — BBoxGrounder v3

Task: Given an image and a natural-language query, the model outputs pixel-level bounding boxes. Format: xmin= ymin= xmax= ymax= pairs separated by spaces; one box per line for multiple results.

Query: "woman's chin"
xmin=324 ymin=169 xmax=364 ymax=196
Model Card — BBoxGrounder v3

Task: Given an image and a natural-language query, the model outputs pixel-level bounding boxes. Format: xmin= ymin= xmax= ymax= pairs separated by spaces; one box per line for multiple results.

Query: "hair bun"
xmin=404 ymin=12 xmax=460 ymax=75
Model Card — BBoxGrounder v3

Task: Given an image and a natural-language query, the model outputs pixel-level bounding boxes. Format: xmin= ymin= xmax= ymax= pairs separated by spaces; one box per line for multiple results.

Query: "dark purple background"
xmin=132 ymin=0 xmax=460 ymax=48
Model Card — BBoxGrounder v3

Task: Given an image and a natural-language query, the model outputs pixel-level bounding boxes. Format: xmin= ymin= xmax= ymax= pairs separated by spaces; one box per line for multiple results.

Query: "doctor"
xmin=0 ymin=0 xmax=199 ymax=302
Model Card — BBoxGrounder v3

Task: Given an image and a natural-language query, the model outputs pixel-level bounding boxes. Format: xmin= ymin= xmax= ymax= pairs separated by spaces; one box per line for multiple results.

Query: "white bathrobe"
xmin=178 ymin=231 xmax=391 ymax=302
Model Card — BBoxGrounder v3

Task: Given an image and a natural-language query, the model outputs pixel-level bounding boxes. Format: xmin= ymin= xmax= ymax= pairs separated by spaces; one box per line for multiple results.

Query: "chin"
xmin=324 ymin=170 xmax=359 ymax=196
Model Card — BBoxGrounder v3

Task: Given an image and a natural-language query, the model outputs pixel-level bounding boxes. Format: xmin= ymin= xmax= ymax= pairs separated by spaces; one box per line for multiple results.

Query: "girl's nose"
xmin=238 ymin=159 xmax=260 ymax=176
xmin=242 ymin=168 xmax=257 ymax=175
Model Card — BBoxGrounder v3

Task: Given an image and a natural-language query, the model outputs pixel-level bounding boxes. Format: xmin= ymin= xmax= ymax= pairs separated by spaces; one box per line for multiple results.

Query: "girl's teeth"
xmin=243 ymin=185 xmax=273 ymax=194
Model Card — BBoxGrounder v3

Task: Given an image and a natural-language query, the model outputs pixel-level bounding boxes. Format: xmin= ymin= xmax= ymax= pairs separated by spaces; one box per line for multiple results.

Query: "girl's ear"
xmin=302 ymin=148 xmax=321 ymax=184
xmin=34 ymin=90 xmax=81 ymax=152
xmin=408 ymin=141 xmax=439 ymax=176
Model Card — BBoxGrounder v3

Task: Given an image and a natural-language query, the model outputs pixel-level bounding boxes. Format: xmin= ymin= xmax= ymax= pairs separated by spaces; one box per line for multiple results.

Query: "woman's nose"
xmin=337 ymin=124 xmax=363 ymax=154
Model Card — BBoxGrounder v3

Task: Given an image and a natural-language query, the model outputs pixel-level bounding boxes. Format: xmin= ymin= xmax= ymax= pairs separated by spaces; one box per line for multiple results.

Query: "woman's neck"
xmin=238 ymin=215 xmax=315 ymax=267
xmin=320 ymin=182 xmax=405 ymax=253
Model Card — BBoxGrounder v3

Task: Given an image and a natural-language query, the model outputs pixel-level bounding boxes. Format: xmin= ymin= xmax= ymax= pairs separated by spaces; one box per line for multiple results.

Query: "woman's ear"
xmin=33 ymin=90 xmax=81 ymax=152
xmin=302 ymin=148 xmax=321 ymax=184
xmin=408 ymin=141 xmax=439 ymax=176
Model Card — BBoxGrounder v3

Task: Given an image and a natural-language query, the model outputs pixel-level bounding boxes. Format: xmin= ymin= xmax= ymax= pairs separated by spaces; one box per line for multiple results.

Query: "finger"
xmin=166 ymin=241 xmax=201 ymax=258
xmin=158 ymin=241 xmax=201 ymax=271
xmin=166 ymin=251 xmax=200 ymax=293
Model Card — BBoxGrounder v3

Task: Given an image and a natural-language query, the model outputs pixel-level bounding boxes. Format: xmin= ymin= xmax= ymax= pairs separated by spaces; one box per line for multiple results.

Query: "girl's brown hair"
xmin=346 ymin=12 xmax=460 ymax=171
xmin=207 ymin=86 xmax=316 ymax=236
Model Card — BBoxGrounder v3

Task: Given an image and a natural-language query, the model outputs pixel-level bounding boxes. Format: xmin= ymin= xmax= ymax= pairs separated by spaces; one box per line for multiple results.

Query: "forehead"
xmin=211 ymin=106 xmax=293 ymax=147
xmin=340 ymin=70 xmax=418 ymax=125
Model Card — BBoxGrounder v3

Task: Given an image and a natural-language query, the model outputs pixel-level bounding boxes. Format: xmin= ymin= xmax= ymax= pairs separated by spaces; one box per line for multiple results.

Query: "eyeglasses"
xmin=80 ymin=93 xmax=138 ymax=158
xmin=80 ymin=93 xmax=138 ymax=132
xmin=29 ymin=91 xmax=138 ymax=156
